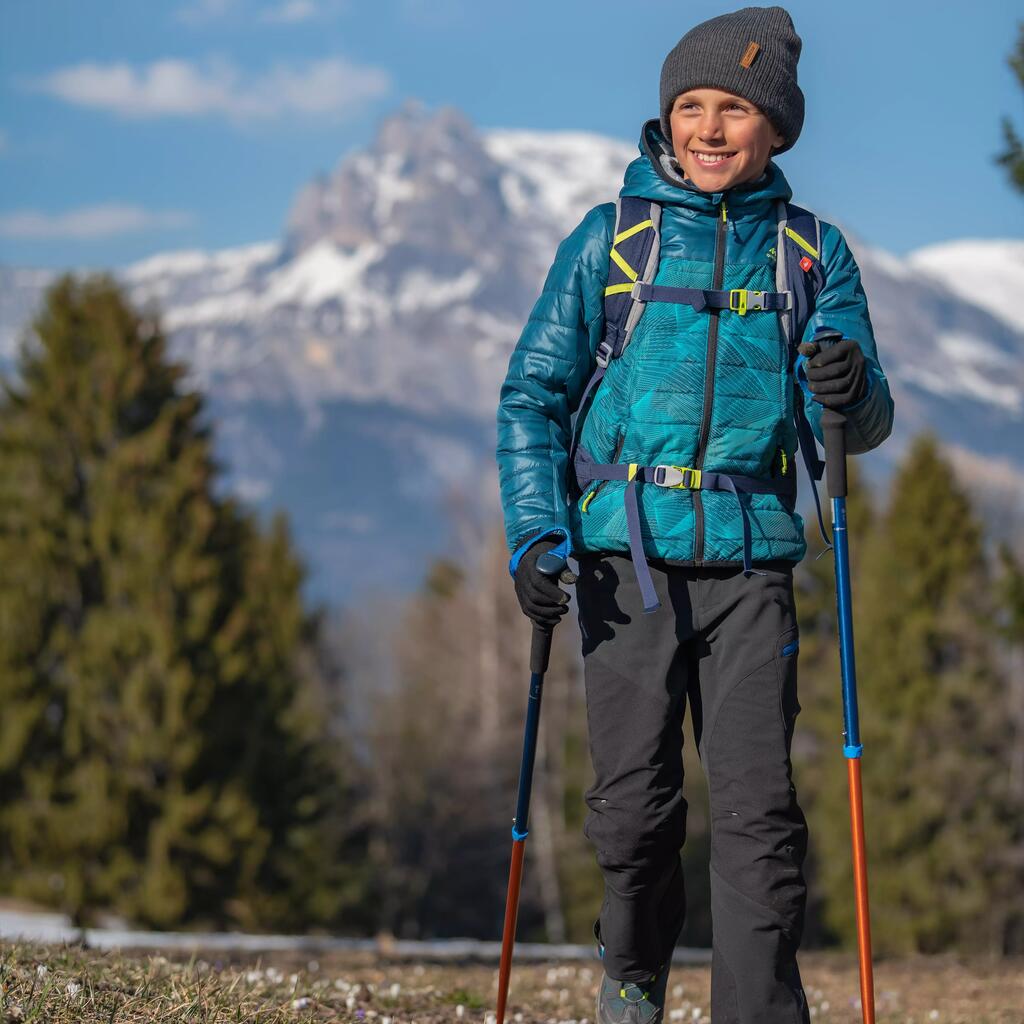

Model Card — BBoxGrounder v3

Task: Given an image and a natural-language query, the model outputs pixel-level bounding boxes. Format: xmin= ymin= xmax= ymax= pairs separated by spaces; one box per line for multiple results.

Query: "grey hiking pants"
xmin=576 ymin=553 xmax=810 ymax=1024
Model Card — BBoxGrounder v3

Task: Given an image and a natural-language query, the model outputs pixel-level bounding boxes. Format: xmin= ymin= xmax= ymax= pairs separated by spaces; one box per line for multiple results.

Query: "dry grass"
xmin=1 ymin=940 xmax=1021 ymax=1023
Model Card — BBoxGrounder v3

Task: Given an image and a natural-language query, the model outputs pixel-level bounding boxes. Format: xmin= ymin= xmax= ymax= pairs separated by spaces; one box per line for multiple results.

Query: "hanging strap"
xmin=575 ymin=449 xmax=796 ymax=612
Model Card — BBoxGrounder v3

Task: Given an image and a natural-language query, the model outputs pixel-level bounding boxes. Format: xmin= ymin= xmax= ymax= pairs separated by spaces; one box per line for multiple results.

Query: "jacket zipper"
xmin=693 ymin=200 xmax=728 ymax=563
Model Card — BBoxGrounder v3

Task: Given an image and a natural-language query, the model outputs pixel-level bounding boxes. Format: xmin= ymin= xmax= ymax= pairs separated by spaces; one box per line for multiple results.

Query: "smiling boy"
xmin=497 ymin=7 xmax=893 ymax=1023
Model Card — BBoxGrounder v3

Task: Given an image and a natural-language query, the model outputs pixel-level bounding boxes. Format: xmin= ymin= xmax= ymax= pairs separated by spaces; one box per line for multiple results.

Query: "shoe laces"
xmin=618 ymin=974 xmax=657 ymax=1003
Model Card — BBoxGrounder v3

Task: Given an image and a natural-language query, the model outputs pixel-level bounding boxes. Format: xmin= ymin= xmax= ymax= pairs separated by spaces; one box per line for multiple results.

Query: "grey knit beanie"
xmin=659 ymin=5 xmax=804 ymax=154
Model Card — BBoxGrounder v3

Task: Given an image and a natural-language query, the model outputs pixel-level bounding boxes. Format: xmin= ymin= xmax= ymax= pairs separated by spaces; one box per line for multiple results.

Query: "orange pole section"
xmin=847 ymin=758 xmax=875 ymax=1024
xmin=496 ymin=839 xmax=526 ymax=1024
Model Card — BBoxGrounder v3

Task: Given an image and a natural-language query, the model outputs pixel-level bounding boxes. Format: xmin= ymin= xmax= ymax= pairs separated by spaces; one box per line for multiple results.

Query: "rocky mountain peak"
xmin=284 ymin=101 xmax=512 ymax=262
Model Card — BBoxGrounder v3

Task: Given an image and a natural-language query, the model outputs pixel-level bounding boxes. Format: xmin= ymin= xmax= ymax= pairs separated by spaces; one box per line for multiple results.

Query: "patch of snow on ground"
xmin=374 ymin=153 xmax=417 ymax=221
xmin=907 ymin=239 xmax=1024 ymax=334
xmin=394 ymin=268 xmax=481 ymax=314
xmin=124 ymin=242 xmax=279 ymax=283
xmin=484 ymin=128 xmax=634 ymax=238
xmin=163 ymin=290 xmax=261 ymax=330
xmin=262 ymin=240 xmax=381 ymax=309
xmin=857 ymin=243 xmax=913 ymax=279
xmin=902 ymin=330 xmax=1022 ymax=414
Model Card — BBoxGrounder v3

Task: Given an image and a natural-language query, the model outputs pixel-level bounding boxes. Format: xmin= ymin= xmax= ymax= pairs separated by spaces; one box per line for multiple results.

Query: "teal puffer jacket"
xmin=497 ymin=120 xmax=893 ymax=567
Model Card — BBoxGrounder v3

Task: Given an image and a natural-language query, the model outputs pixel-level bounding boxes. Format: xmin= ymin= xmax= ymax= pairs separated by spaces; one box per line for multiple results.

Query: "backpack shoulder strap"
xmin=567 ymin=197 xmax=660 ymax=478
xmin=599 ymin=195 xmax=661 ymax=367
xmin=775 ymin=200 xmax=825 ymax=354
xmin=776 ymin=200 xmax=831 ymax=545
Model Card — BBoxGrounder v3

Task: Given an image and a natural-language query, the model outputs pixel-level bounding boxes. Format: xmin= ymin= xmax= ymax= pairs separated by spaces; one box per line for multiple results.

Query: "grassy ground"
xmin=0 ymin=940 xmax=1021 ymax=1023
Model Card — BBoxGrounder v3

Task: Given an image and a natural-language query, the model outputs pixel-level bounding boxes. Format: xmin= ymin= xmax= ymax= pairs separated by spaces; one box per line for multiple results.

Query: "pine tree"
xmin=805 ymin=436 xmax=1016 ymax=954
xmin=994 ymin=544 xmax=1024 ymax=951
xmin=996 ymin=22 xmax=1024 ymax=194
xmin=0 ymin=275 xmax=368 ymax=930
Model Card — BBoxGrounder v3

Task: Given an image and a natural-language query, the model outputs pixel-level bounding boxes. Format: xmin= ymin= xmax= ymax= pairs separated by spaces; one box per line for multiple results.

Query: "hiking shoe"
xmin=595 ymin=963 xmax=670 ymax=1024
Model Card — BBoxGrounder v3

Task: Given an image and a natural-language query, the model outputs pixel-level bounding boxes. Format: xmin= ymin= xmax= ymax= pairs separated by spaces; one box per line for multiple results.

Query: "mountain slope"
xmin=1 ymin=103 xmax=1021 ymax=603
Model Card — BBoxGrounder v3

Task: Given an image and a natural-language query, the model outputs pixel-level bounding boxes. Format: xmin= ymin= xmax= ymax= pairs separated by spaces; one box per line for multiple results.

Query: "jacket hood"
xmin=621 ymin=118 xmax=792 ymax=216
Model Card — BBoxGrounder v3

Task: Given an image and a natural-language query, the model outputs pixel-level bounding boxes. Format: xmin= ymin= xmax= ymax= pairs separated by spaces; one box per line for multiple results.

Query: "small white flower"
xmin=382 ymin=1017 xmax=392 ymax=1024
xmin=692 ymin=1009 xmax=701 ymax=1020
xmin=670 ymin=1010 xmax=685 ymax=1021
xmin=484 ymin=1013 xmax=497 ymax=1024
xmin=456 ymin=1005 xmax=465 ymax=1019
xmin=929 ymin=1012 xmax=939 ymax=1021
xmin=821 ymin=1001 xmax=829 ymax=1011
xmin=672 ymin=984 xmax=684 ymax=998
xmin=346 ymin=994 xmax=357 ymax=1009
xmin=307 ymin=960 xmax=319 ymax=972
xmin=36 ymin=965 xmax=48 ymax=978
xmin=292 ymin=997 xmax=311 ymax=1010
xmin=390 ymin=982 xmax=400 ymax=997
xmin=65 ymin=982 xmax=81 ymax=997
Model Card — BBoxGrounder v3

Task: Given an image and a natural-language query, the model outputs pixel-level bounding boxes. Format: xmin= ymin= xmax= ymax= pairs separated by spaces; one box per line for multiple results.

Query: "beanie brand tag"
xmin=740 ymin=41 xmax=760 ymax=69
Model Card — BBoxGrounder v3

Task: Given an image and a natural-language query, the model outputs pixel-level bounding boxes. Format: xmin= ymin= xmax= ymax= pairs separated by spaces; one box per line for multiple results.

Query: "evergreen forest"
xmin=1 ymin=274 xmax=1021 ymax=955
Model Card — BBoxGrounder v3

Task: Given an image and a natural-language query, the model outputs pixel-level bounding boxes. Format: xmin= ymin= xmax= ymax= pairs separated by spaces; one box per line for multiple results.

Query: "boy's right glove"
xmin=513 ymin=536 xmax=577 ymax=630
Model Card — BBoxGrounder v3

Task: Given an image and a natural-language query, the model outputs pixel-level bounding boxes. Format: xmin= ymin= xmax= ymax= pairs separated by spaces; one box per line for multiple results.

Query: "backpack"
xmin=568 ymin=196 xmax=832 ymax=612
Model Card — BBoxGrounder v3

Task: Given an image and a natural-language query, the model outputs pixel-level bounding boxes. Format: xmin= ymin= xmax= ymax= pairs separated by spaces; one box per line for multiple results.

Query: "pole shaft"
xmin=496 ymin=840 xmax=526 ymax=1024
xmin=497 ymin=564 xmax=562 ymax=1023
xmin=831 ymin=495 xmax=874 ymax=1023
xmin=833 ymin=499 xmax=862 ymax=753
xmin=512 ymin=671 xmax=544 ymax=839
xmin=847 ymin=759 xmax=876 ymax=1024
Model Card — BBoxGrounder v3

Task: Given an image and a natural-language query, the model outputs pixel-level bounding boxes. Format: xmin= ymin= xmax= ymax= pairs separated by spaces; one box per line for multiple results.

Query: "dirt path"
xmin=1 ymin=941 xmax=1021 ymax=1023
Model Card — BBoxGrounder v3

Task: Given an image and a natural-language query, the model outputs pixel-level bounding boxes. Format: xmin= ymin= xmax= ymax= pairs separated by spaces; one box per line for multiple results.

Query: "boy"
xmin=496 ymin=7 xmax=893 ymax=1023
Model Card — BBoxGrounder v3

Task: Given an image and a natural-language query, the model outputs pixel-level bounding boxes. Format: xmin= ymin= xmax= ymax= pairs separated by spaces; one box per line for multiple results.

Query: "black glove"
xmin=513 ymin=536 xmax=577 ymax=630
xmin=803 ymin=339 xmax=867 ymax=409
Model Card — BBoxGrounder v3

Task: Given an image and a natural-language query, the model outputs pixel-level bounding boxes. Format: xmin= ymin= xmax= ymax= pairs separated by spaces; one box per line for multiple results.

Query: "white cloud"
xmin=0 ymin=204 xmax=195 ymax=241
xmin=29 ymin=56 xmax=391 ymax=122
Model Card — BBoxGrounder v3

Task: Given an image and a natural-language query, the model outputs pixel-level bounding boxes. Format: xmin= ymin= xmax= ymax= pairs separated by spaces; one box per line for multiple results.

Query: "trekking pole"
xmin=800 ymin=331 xmax=876 ymax=1024
xmin=495 ymin=548 xmax=568 ymax=1024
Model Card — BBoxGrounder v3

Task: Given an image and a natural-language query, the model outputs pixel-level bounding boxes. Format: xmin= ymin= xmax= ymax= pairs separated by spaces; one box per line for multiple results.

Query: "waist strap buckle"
xmin=653 ymin=464 xmax=702 ymax=489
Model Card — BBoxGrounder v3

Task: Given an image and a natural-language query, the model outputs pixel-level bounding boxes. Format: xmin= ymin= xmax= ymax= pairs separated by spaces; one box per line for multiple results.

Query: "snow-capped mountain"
xmin=1 ymin=102 xmax=1021 ymax=604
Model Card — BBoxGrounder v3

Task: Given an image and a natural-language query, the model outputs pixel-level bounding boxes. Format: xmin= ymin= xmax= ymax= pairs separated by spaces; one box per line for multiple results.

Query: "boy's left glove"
xmin=803 ymin=339 xmax=867 ymax=409
xmin=513 ymin=536 xmax=577 ymax=631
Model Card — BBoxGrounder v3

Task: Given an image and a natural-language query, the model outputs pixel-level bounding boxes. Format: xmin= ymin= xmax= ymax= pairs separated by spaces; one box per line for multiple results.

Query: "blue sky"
xmin=2 ymin=0 xmax=1022 ymax=269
